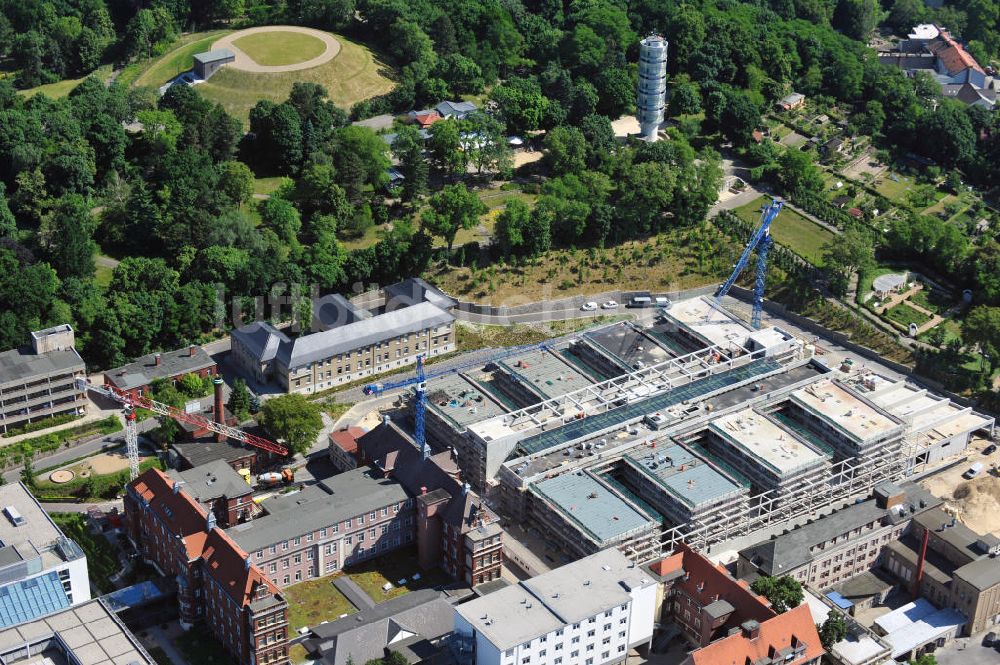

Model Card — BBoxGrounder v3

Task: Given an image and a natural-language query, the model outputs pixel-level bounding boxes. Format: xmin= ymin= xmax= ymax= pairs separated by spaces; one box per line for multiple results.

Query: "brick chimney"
xmin=213 ymin=377 xmax=226 ymax=442
xmin=154 ymin=353 xmax=162 ymax=366
xmin=189 ymin=344 xmax=197 ymax=357
xmin=741 ymin=620 xmax=760 ymax=640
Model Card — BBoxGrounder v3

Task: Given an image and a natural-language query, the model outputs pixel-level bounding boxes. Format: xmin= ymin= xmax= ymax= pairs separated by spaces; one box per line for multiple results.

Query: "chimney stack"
xmin=463 ymin=482 xmax=470 ymax=496
xmin=154 ymin=353 xmax=162 ymax=366
xmin=421 ymin=486 xmax=427 ymax=495
xmin=214 ymin=377 xmax=226 ymax=442
xmin=741 ymin=620 xmax=760 ymax=640
xmin=245 ymin=555 xmax=252 ymax=570
xmin=189 ymin=344 xmax=197 ymax=357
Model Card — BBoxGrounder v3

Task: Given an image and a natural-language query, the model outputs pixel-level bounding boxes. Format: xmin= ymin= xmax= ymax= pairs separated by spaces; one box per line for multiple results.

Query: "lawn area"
xmin=196 ymin=35 xmax=394 ymax=125
xmin=284 ymin=576 xmax=357 ymax=630
xmin=734 ymin=196 xmax=836 ymax=266
xmin=19 ymin=65 xmax=113 ymax=99
xmin=346 ymin=547 xmax=450 ymax=602
xmin=874 ymin=172 xmax=912 ymax=200
xmin=174 ymin=625 xmax=233 ymax=665
xmin=50 ymin=513 xmax=120 ymax=594
xmin=922 ymin=192 xmax=959 ymax=216
xmin=253 ymin=176 xmax=289 ymax=196
xmin=884 ymin=302 xmax=932 ymax=328
xmin=909 ymin=288 xmax=951 ymax=315
xmin=917 ymin=318 xmax=962 ymax=346
xmin=857 ymin=266 xmax=898 ymax=303
xmin=232 ymin=31 xmax=328 ymax=66
xmin=132 ymin=31 xmax=230 ymax=88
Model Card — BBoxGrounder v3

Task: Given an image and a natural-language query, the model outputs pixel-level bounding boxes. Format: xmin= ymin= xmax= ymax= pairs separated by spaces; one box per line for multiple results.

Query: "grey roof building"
xmin=384 ymin=277 xmax=458 ymax=312
xmin=303 ymin=589 xmax=455 ymax=665
xmin=104 ymin=344 xmax=215 ymax=395
xmin=231 ymin=299 xmax=456 ymax=394
xmin=435 ymin=101 xmax=477 ymax=119
xmin=738 ymin=482 xmax=939 ymax=589
xmin=193 ymin=49 xmax=235 ymax=79
xmin=0 ymin=325 xmax=86 ymax=435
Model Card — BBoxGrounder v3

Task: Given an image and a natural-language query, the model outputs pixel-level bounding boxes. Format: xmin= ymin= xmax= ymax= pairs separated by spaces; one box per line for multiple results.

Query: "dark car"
xmin=984 ymin=631 xmax=997 ymax=647
xmin=984 ymin=444 xmax=997 ymax=455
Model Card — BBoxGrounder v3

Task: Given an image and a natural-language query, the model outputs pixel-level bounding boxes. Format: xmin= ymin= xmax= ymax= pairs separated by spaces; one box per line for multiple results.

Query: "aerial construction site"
xmin=373 ymin=293 xmax=994 ymax=567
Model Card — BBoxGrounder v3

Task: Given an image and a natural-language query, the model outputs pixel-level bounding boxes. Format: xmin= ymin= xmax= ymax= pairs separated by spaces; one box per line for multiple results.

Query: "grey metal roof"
xmin=435 ymin=100 xmax=477 ymax=117
xmin=0 ymin=345 xmax=84 ymax=387
xmin=384 ymin=277 xmax=457 ymax=312
xmin=312 ymin=294 xmax=370 ymax=332
xmin=231 ymin=321 xmax=291 ymax=364
xmin=225 ymin=468 xmax=409 ymax=553
xmin=168 ymin=460 xmax=251 ymax=504
xmin=193 ymin=49 xmax=235 ymax=64
xmin=739 ymin=484 xmax=941 ymax=575
xmin=170 ymin=438 xmax=257 ymax=468
xmin=531 ymin=471 xmax=656 ymax=545
xmin=912 ymin=506 xmax=998 ymax=563
xmin=104 ymin=345 xmax=215 ymax=391
xmin=279 ymin=302 xmax=454 ymax=369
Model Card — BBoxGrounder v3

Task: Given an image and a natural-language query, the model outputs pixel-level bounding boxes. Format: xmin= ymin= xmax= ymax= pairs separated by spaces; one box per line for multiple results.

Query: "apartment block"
xmin=0 ymin=482 xmax=90 ymax=626
xmin=0 ymin=325 xmax=86 ymax=435
xmin=454 ymin=549 xmax=657 ymax=665
xmin=124 ymin=469 xmax=289 ymax=665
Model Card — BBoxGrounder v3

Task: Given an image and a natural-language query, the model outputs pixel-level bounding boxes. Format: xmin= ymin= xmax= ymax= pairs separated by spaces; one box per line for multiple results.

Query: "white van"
xmin=655 ymin=296 xmax=670 ymax=308
xmin=964 ymin=462 xmax=984 ymax=479
xmin=628 ymin=296 xmax=652 ymax=308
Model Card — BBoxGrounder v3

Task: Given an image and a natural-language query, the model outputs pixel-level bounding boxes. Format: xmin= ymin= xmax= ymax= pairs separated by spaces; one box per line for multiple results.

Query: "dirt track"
xmin=212 ymin=26 xmax=341 ymax=73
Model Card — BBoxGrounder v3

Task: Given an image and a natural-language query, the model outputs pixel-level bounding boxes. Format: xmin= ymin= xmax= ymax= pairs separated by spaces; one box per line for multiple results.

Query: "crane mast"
xmin=75 ymin=379 xmax=288 ymax=480
xmin=715 ymin=198 xmax=784 ymax=329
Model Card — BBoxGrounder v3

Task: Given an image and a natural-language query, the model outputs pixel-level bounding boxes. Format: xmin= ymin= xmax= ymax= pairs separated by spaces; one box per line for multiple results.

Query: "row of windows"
xmin=512 ymin=644 xmax=626 ymax=665
xmin=256 ymin=505 xmax=411 ymax=558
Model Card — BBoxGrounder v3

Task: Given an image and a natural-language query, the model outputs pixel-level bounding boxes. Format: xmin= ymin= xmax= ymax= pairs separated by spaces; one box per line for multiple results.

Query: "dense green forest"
xmin=0 ymin=0 xmax=999 ymax=379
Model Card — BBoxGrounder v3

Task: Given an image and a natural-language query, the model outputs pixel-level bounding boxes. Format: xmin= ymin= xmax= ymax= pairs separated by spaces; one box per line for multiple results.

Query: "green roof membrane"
xmin=516 ymin=358 xmax=783 ymax=457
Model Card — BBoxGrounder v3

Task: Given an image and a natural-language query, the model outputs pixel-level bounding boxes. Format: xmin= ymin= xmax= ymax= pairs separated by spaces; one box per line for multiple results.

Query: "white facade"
xmin=637 ymin=35 xmax=668 ymax=141
xmin=455 ymin=549 xmax=656 ymax=665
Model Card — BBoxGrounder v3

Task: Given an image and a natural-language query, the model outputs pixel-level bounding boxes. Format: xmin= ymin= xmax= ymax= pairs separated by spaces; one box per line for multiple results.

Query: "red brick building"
xmin=646 ymin=543 xmax=823 ymax=665
xmin=125 ymin=469 xmax=288 ymax=665
xmin=359 ymin=419 xmax=504 ymax=587
xmin=105 ymin=344 xmax=216 ymax=400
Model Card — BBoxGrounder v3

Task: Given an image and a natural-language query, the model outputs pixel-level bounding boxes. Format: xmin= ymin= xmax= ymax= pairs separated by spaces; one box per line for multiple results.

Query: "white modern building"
xmin=454 ymin=549 xmax=656 ymax=665
xmin=0 ymin=482 xmax=90 ymax=627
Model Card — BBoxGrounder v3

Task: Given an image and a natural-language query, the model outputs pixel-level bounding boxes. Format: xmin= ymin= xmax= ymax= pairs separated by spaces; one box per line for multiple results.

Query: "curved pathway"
xmin=211 ymin=26 xmax=341 ymax=73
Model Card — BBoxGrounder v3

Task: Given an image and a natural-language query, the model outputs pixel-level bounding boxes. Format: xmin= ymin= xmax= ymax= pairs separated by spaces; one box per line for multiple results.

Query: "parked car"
xmin=580 ymin=302 xmax=598 ymax=311
xmin=983 ymin=631 xmax=996 ymax=647
xmin=601 ymin=300 xmax=619 ymax=309
xmin=983 ymin=444 xmax=997 ymax=455
xmin=964 ymin=462 xmax=984 ymax=479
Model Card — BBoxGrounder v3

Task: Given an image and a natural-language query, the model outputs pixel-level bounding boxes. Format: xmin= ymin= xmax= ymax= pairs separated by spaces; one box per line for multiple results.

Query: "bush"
xmin=1 ymin=413 xmax=80 ymax=438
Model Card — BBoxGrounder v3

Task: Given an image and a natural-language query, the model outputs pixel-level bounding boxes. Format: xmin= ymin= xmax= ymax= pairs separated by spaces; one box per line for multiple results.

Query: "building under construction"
xmin=404 ymin=296 xmax=994 ymax=564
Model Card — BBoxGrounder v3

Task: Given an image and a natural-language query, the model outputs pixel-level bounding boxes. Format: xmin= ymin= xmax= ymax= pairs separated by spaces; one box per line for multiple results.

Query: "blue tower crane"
xmin=363 ymin=340 xmax=550 ymax=458
xmin=715 ymin=198 xmax=783 ymax=329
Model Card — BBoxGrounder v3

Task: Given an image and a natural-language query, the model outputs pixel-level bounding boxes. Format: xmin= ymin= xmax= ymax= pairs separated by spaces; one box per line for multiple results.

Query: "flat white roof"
xmin=802 ymin=591 xmax=888 ymax=665
xmin=875 ymin=599 xmax=966 ymax=659
xmin=666 ymin=297 xmax=752 ymax=350
xmin=711 ymin=409 xmax=826 ymax=475
xmin=792 ymin=380 xmax=900 ymax=441
xmin=908 ymin=24 xmax=940 ymax=40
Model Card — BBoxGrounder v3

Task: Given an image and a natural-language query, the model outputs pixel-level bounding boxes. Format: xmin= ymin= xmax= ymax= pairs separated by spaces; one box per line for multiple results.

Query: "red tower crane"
xmin=75 ymin=378 xmax=288 ymax=480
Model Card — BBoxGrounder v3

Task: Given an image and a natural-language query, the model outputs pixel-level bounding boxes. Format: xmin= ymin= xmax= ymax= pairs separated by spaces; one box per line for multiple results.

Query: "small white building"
xmin=454 ymin=549 xmax=656 ymax=665
xmin=0 ymin=482 xmax=91 ymax=627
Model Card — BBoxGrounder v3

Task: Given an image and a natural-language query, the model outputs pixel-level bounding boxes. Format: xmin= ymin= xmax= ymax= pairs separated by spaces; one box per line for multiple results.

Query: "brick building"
xmin=124 ymin=469 xmax=288 ymax=665
xmin=104 ymin=344 xmax=216 ymax=399
xmin=647 ymin=543 xmax=823 ymax=665
xmin=358 ymin=419 xmax=504 ymax=587
xmin=168 ymin=459 xmax=255 ymax=528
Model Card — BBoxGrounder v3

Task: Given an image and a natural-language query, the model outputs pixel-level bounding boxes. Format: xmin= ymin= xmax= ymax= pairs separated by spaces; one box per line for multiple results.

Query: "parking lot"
xmin=930 ymin=634 xmax=1000 ymax=665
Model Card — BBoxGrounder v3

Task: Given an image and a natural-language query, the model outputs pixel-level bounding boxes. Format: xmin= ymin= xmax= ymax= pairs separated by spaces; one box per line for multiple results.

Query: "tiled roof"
xmin=688 ymin=604 xmax=824 ymax=665
xmin=329 ymin=427 xmax=366 ymax=455
xmin=131 ymin=469 xmax=211 ymax=560
xmin=105 ymin=345 xmax=214 ymax=391
xmin=929 ymin=31 xmax=985 ymax=75
xmin=202 ymin=528 xmax=279 ymax=607
xmin=671 ymin=543 xmax=775 ymax=627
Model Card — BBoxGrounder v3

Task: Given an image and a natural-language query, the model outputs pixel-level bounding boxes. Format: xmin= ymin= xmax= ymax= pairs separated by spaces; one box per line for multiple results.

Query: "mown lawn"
xmin=232 ymin=31 xmax=328 ymax=66
xmin=284 ymin=576 xmax=356 ymax=630
xmin=253 ymin=177 xmax=289 ymax=196
xmin=733 ymin=196 xmax=837 ymax=266
xmin=19 ymin=65 xmax=113 ymax=99
xmin=131 ymin=31 xmax=230 ymax=88
xmin=196 ymin=35 xmax=394 ymax=125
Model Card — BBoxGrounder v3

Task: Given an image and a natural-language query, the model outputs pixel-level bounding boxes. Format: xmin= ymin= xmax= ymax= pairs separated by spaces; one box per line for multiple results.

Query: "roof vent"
xmin=3 ymin=506 xmax=25 ymax=527
xmin=583 ymin=580 xmax=591 ymax=586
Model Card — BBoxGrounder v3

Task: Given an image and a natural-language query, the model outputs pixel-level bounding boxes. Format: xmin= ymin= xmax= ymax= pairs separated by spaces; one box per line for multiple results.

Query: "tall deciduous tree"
xmin=48 ymin=194 xmax=96 ymax=280
xmin=421 ymin=184 xmax=487 ymax=254
xmin=258 ymin=394 xmax=324 ymax=456
xmin=750 ymin=575 xmax=803 ymax=614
